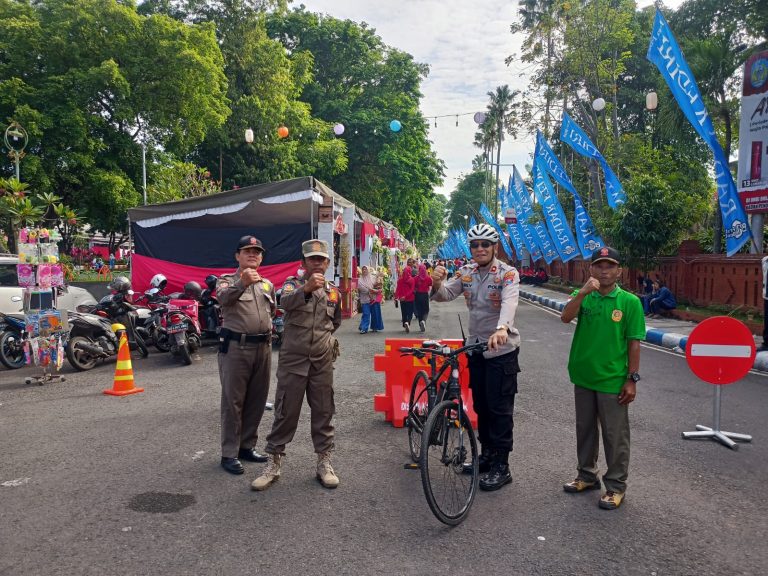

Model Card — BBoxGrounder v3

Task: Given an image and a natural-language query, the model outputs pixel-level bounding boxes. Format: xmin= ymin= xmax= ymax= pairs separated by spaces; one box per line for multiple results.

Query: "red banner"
xmin=131 ymin=253 xmax=301 ymax=294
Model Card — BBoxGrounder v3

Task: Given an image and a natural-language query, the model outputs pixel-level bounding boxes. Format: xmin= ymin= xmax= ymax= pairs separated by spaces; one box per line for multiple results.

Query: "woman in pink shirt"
xmin=394 ymin=260 xmax=416 ymax=333
xmin=414 ymin=263 xmax=432 ymax=332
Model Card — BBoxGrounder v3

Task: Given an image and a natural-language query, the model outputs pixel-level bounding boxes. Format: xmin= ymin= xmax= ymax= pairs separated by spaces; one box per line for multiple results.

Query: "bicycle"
xmin=399 ymin=340 xmax=488 ymax=525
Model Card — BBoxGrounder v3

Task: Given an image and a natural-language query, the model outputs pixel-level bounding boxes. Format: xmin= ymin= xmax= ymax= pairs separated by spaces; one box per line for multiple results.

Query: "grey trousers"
xmin=574 ymin=385 xmax=630 ymax=494
xmin=218 ymin=343 xmax=271 ymax=458
xmin=266 ymin=361 xmax=335 ymax=455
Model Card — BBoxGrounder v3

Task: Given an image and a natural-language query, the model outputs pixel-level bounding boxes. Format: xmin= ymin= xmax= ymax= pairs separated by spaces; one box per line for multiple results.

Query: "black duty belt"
xmin=227 ymin=330 xmax=271 ymax=345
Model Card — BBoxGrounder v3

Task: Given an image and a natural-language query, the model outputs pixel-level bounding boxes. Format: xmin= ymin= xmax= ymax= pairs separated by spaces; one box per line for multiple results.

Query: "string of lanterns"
xmin=243 ymin=111 xmax=486 ymax=143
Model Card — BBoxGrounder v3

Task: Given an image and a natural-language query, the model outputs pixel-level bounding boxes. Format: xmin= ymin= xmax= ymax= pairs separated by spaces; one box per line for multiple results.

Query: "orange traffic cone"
xmin=104 ymin=328 xmax=144 ymax=396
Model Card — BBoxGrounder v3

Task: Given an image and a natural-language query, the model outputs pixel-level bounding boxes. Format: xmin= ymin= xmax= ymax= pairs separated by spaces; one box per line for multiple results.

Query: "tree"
xmin=0 ymin=0 xmax=230 ymax=239
xmin=266 ymin=8 xmax=445 ymax=238
xmin=509 ymin=0 xmax=565 ymax=138
xmin=445 ymin=171 xmax=488 ymax=230
xmin=593 ymin=136 xmax=711 ymax=269
xmin=0 ymin=177 xmax=82 ymax=254
xmin=486 ymin=85 xmax=522 ymax=218
xmin=189 ymin=11 xmax=348 ymax=189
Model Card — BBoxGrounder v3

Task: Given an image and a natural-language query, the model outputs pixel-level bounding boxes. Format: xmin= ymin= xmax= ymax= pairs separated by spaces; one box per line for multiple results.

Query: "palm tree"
xmin=486 ymin=85 xmax=521 ymax=217
xmin=473 ymin=117 xmax=498 ymax=209
xmin=511 ymin=0 xmax=563 ymax=137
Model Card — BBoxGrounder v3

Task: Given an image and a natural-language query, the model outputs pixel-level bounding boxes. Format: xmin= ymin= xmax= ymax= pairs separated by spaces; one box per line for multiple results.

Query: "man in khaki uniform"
xmin=252 ymin=239 xmax=342 ymax=490
xmin=217 ymin=235 xmax=275 ymax=475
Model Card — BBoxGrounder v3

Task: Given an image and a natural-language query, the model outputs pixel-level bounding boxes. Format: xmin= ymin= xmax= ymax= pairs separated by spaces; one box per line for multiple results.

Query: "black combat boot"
xmin=463 ymin=446 xmax=491 ymax=475
xmin=479 ymin=450 xmax=512 ymax=491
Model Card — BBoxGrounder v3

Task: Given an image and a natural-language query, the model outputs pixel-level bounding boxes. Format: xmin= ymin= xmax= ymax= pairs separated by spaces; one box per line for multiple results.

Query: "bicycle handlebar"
xmin=398 ymin=340 xmax=488 ymax=359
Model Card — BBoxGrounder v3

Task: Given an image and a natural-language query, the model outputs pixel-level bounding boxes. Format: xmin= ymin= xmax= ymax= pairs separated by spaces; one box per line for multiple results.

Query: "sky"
xmin=297 ymin=0 xmax=684 ymax=199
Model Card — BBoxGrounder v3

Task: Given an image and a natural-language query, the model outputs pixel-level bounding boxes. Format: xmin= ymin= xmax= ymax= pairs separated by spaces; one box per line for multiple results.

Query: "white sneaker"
xmin=404 ymin=322 xmax=410 ymax=333
xmin=419 ymin=320 xmax=426 ymax=332
xmin=316 ymin=452 xmax=339 ymax=489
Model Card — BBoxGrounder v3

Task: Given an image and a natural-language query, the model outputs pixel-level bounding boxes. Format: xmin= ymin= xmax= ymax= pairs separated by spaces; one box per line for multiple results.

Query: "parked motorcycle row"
xmin=0 ymin=273 xmax=286 ymax=372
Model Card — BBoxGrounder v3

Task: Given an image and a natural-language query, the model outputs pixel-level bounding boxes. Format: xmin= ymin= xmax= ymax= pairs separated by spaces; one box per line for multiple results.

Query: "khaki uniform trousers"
xmin=574 ymin=385 xmax=630 ymax=494
xmin=218 ymin=342 xmax=271 ymax=458
xmin=265 ymin=360 xmax=335 ymax=455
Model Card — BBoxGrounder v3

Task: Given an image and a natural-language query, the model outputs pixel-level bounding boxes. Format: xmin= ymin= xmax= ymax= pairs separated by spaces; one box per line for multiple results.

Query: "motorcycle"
xmin=199 ymin=285 xmax=222 ymax=337
xmin=165 ymin=297 xmax=202 ymax=366
xmin=133 ymin=288 xmax=172 ymax=352
xmin=66 ymin=291 xmax=149 ymax=371
xmin=0 ymin=312 xmax=26 ymax=369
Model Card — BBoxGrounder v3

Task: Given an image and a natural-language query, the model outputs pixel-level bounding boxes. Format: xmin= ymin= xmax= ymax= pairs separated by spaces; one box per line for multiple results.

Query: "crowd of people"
xmin=213 ymin=227 xmax=644 ymax=510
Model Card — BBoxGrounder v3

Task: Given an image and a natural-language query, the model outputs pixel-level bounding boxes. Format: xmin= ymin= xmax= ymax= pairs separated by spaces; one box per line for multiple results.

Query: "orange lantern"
xmin=277 ymin=126 xmax=289 ymax=139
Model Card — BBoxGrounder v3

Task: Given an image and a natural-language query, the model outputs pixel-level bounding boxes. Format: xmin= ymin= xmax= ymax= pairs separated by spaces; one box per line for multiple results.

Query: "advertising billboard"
xmin=738 ymin=50 xmax=768 ymax=213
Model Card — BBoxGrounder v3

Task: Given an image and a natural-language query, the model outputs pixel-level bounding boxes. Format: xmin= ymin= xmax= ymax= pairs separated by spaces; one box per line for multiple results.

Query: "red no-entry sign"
xmin=685 ymin=316 xmax=756 ymax=385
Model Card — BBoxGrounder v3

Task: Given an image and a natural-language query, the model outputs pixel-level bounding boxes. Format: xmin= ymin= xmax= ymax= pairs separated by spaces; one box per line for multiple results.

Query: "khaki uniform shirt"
xmin=278 ymin=276 xmax=342 ymax=376
xmin=216 ymin=269 xmax=275 ymax=335
xmin=431 ymin=258 xmax=520 ymax=358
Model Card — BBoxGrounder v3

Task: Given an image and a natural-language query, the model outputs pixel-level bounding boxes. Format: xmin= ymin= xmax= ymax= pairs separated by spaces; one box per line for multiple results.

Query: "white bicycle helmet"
xmin=467 ymin=223 xmax=499 ymax=243
xmin=150 ymin=273 xmax=168 ymax=290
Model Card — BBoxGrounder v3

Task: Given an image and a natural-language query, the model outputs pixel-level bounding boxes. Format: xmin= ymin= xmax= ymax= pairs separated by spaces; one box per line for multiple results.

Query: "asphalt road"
xmin=1 ymin=297 xmax=766 ymax=576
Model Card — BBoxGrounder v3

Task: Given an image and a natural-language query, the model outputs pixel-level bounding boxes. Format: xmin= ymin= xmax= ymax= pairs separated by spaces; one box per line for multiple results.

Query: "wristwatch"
xmin=628 ymin=372 xmax=641 ymax=383
xmin=495 ymin=325 xmax=508 ymax=333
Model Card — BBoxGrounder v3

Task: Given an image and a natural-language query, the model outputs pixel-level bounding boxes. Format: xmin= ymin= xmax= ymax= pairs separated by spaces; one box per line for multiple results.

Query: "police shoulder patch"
xmin=503 ymin=270 xmax=516 ymax=285
xmin=282 ymin=280 xmax=297 ymax=294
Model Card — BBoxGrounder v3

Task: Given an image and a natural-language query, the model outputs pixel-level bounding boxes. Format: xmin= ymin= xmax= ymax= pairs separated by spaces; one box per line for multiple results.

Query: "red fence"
xmin=546 ymin=243 xmax=764 ymax=312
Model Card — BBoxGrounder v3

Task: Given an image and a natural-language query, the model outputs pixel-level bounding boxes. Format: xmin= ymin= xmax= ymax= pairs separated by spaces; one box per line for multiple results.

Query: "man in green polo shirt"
xmin=560 ymin=246 xmax=645 ymax=510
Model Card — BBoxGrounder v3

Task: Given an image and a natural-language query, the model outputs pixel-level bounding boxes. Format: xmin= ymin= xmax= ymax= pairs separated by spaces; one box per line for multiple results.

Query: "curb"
xmin=520 ymin=289 xmax=768 ymax=374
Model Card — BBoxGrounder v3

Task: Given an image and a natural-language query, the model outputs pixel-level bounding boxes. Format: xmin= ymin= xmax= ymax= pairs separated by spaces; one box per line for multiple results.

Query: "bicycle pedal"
xmin=403 ymin=463 xmax=420 ymax=470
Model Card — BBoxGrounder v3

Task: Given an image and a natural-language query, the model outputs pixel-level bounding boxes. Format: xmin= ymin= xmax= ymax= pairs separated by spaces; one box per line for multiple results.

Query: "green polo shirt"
xmin=567 ymin=285 xmax=646 ymax=394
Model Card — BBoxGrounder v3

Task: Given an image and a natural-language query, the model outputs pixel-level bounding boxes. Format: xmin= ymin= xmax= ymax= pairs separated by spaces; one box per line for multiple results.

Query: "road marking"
xmin=690 ymin=344 xmax=752 ymax=358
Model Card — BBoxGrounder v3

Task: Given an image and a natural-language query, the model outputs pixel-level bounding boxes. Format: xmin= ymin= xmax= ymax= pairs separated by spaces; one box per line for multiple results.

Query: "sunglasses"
xmin=469 ymin=241 xmax=494 ymax=249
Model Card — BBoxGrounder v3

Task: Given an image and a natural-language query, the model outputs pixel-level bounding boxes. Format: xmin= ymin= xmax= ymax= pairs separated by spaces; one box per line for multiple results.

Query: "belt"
xmin=227 ymin=331 xmax=271 ymax=345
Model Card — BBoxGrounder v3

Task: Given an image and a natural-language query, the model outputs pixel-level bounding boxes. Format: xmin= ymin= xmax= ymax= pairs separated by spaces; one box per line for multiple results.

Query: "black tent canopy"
xmin=128 ymin=177 xmax=353 ymax=268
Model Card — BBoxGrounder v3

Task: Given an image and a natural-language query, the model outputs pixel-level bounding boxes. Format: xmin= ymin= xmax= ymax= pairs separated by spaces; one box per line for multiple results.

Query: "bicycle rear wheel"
xmin=407 ymin=370 xmax=429 ymax=462
xmin=420 ymin=399 xmax=478 ymax=525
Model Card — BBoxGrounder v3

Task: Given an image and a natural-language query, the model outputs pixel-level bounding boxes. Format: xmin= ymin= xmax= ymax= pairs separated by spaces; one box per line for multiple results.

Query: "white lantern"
xmin=592 ymin=97 xmax=606 ymax=112
xmin=646 ymin=91 xmax=658 ymax=111
xmin=244 ymin=128 xmax=254 ymax=143
xmin=333 ymin=123 xmax=345 ymax=136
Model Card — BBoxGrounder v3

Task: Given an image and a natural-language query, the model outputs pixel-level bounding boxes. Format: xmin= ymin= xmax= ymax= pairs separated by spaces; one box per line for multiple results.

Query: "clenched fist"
xmin=303 ymin=272 xmax=326 ymax=294
xmin=431 ymin=265 xmax=448 ymax=287
xmin=240 ymin=268 xmax=262 ymax=287
xmin=580 ymin=277 xmax=600 ymax=296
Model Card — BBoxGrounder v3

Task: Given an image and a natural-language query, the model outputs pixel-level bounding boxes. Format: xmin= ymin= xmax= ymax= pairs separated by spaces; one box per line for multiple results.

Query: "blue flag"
xmin=468 ymin=215 xmax=477 ymax=229
xmin=479 ymin=203 xmax=518 ymax=260
xmin=511 ymin=166 xmax=559 ymax=263
xmin=559 ymin=112 xmax=627 ymax=209
xmin=647 ymin=10 xmax=751 ymax=256
xmin=535 ymin=132 xmax=605 ymax=257
xmin=453 ymin=228 xmax=472 ymax=259
xmin=532 ymin=158 xmax=580 ymax=262
xmin=504 ymin=178 xmax=543 ymax=262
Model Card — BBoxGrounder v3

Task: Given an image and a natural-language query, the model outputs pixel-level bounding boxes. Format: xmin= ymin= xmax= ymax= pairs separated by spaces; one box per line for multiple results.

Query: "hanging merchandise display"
xmin=16 ymin=226 xmax=68 ymax=385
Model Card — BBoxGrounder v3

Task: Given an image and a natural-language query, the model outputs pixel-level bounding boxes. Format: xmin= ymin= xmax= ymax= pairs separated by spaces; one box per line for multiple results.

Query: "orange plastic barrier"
xmin=373 ymin=338 xmax=477 ymax=428
xmin=104 ymin=330 xmax=144 ymax=396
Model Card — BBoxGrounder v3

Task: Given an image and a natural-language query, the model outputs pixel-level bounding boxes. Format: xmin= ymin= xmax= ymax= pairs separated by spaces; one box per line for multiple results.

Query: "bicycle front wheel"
xmin=420 ymin=400 xmax=478 ymax=525
xmin=407 ymin=370 xmax=429 ymax=462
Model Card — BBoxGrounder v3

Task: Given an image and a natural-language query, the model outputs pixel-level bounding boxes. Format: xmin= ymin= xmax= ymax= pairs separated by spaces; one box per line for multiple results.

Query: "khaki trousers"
xmin=266 ymin=361 xmax=335 ymax=455
xmin=574 ymin=385 xmax=630 ymax=494
xmin=218 ymin=343 xmax=271 ymax=458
